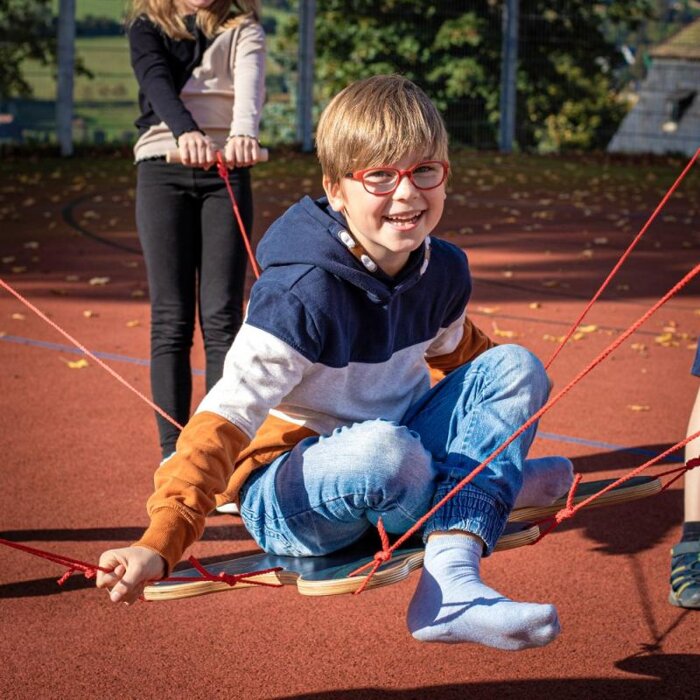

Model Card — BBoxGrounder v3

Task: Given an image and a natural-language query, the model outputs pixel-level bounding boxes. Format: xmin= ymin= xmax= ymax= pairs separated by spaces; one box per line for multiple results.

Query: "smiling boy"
xmin=97 ymin=75 xmax=572 ymax=651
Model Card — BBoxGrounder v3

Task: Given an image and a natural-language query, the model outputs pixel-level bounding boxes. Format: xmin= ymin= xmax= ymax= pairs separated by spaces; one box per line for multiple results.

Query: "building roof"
xmin=650 ymin=18 xmax=700 ymax=61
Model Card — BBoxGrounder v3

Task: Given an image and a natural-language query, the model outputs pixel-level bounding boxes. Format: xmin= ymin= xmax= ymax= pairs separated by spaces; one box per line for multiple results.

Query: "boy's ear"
xmin=323 ymin=175 xmax=345 ymax=213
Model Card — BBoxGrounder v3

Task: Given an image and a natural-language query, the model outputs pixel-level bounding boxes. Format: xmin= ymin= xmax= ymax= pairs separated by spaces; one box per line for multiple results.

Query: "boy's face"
xmin=323 ymin=153 xmax=446 ymax=278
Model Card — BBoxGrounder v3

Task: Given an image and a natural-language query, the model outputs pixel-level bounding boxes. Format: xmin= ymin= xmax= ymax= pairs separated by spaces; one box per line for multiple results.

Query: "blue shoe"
xmin=669 ymin=541 xmax=700 ymax=609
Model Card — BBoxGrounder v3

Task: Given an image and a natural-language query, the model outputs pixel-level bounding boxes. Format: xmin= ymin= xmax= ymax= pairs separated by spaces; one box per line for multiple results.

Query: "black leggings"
xmin=136 ymin=159 xmax=253 ymax=458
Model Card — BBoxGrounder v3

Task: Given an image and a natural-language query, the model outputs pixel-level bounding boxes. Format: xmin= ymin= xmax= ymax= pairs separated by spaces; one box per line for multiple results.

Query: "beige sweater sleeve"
xmin=230 ymin=21 xmax=266 ymax=138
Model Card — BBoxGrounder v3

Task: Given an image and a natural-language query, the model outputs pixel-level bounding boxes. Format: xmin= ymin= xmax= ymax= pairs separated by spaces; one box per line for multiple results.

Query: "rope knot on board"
xmin=185 ymin=556 xmax=284 ymax=589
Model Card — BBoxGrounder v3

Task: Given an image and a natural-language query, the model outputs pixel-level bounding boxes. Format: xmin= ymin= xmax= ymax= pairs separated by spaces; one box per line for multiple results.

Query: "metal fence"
xmin=1 ymin=0 xmax=698 ymax=156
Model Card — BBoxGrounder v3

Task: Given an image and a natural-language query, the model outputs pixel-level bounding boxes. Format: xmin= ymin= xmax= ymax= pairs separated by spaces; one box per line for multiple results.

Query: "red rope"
xmin=165 ymin=556 xmax=284 ymax=589
xmin=349 ymin=263 xmax=700 ymax=584
xmin=0 ymin=537 xmax=283 ymax=593
xmin=0 ymin=278 xmax=184 ymax=431
xmin=533 ymin=449 xmax=700 ymax=542
xmin=544 ymin=146 xmax=699 ymax=370
xmin=0 ymin=537 xmax=109 ymax=585
xmin=353 ymin=517 xmax=392 ymax=595
xmin=216 ymin=152 xmax=261 ymax=280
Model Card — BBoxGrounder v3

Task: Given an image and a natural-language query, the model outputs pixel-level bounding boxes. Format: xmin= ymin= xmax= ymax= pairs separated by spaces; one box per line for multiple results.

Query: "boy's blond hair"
xmin=316 ymin=75 xmax=449 ymax=185
xmin=127 ymin=0 xmax=260 ymax=39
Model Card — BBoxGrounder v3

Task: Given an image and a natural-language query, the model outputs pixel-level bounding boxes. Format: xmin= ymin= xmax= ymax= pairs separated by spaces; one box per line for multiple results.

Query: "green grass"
xmin=51 ymin=0 xmax=129 ymax=22
xmin=18 ymin=4 xmax=295 ymax=144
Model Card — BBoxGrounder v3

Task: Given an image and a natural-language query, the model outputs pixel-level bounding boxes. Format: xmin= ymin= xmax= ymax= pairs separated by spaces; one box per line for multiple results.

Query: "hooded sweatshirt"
xmin=136 ymin=196 xmax=495 ymax=571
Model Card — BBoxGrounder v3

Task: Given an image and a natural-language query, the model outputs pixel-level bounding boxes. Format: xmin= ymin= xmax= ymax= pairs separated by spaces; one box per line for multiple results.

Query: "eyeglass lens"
xmin=362 ymin=162 xmax=446 ymax=193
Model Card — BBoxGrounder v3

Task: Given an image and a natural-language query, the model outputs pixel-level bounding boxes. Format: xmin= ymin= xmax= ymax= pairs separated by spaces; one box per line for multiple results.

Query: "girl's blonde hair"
xmin=316 ymin=74 xmax=449 ymax=185
xmin=127 ymin=1 xmax=261 ymax=39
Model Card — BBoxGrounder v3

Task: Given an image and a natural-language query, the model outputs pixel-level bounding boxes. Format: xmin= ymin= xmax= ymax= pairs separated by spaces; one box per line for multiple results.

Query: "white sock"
xmin=407 ymin=535 xmax=560 ymax=650
xmin=515 ymin=456 xmax=574 ymax=509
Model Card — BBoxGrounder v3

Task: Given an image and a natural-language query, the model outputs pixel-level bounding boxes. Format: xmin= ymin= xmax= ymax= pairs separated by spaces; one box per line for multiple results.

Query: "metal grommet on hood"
xmin=360 ymin=254 xmax=378 ymax=272
xmin=338 ymin=230 xmax=356 ymax=248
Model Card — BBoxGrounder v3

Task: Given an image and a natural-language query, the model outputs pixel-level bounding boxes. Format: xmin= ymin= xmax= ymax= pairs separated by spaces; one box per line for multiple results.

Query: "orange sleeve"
xmin=427 ymin=315 xmax=496 ymax=377
xmin=135 ymin=411 xmax=250 ymax=574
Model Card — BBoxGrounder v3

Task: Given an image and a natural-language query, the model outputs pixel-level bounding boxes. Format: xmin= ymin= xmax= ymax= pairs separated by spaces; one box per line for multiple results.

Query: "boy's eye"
xmin=363 ymin=169 xmax=396 ymax=183
xmin=414 ymin=164 xmax=438 ymax=175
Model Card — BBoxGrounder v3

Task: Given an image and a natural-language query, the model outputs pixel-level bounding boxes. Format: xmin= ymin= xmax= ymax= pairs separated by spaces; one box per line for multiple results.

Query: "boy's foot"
xmin=514 ymin=456 xmax=574 ymax=509
xmin=669 ymin=541 xmax=700 ymax=609
xmin=214 ymin=502 xmax=240 ymax=516
xmin=407 ymin=534 xmax=560 ymax=650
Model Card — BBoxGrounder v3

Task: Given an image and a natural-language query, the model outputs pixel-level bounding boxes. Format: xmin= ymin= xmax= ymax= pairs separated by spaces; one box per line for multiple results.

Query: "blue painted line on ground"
xmin=0 ymin=334 xmax=205 ymax=375
xmin=537 ymin=431 xmax=683 ymax=462
xmin=1 ymin=333 xmax=681 ymax=461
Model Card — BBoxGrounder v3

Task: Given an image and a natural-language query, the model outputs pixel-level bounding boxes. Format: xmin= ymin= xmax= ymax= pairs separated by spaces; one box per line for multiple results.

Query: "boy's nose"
xmin=392 ymin=172 xmax=420 ymax=198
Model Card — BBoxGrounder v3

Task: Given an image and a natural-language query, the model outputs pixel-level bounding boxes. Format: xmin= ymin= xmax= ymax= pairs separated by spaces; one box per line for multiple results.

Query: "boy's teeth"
xmin=388 ymin=213 xmax=419 ymax=222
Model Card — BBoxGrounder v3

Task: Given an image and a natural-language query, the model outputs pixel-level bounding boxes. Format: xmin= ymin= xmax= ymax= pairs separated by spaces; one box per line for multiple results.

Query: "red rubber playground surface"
xmin=1 ymin=149 xmax=699 ymax=699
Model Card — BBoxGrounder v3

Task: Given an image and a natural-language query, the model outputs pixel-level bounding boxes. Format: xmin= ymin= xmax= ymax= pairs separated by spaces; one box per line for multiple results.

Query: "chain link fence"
xmin=0 ymin=0 xmax=698 ymax=155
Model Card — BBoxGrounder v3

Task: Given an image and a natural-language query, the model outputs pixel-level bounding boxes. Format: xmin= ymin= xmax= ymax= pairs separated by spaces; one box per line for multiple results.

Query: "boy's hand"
xmin=224 ymin=135 xmax=261 ymax=169
xmin=96 ymin=546 xmax=166 ymax=605
xmin=177 ymin=130 xmax=217 ymax=168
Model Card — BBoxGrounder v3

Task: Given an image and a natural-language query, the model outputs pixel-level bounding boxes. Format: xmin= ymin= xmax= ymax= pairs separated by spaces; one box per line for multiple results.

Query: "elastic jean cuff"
xmin=422 ymin=482 xmax=508 ymax=555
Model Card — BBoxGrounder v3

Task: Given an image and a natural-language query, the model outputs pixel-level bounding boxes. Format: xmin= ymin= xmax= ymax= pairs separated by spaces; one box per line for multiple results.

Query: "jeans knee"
xmin=485 ymin=344 xmax=548 ymax=399
xmin=339 ymin=420 xmax=434 ymax=491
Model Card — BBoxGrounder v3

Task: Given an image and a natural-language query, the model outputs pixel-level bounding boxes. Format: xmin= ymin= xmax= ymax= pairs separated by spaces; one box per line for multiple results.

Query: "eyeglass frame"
xmin=345 ymin=160 xmax=450 ymax=196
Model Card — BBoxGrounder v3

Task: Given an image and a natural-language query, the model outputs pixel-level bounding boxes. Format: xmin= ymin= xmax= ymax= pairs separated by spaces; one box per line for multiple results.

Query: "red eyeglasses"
xmin=346 ymin=160 xmax=449 ymax=196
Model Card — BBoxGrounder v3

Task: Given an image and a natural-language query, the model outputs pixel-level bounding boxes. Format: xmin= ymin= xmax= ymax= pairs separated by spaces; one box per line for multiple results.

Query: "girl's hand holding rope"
xmin=224 ymin=134 xmax=263 ymax=169
xmin=96 ymin=546 xmax=166 ymax=606
xmin=177 ymin=130 xmax=217 ymax=168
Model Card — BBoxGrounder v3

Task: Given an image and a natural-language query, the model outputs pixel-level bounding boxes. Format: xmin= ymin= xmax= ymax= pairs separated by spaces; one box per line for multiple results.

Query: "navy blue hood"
xmin=256 ymin=196 xmax=431 ymax=304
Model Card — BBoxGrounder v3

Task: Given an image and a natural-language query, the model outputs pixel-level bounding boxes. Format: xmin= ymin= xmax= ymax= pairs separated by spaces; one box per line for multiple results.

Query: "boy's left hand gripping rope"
xmin=0 ymin=537 xmax=284 ymax=593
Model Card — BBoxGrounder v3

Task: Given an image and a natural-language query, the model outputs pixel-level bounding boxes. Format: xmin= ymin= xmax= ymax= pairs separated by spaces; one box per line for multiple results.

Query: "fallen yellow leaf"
xmin=11 ymin=313 xmax=25 ymax=321
xmin=655 ymin=332 xmax=678 ymax=347
xmin=492 ymin=322 xmax=518 ymax=339
xmin=577 ymin=324 xmax=598 ymax=334
xmin=529 ymin=302 xmax=541 ymax=309
xmin=89 ymin=277 xmax=110 ymax=286
xmin=477 ymin=306 xmax=500 ymax=315
xmin=627 ymin=404 xmax=650 ymax=412
xmin=65 ymin=358 xmax=89 ymax=369
xmin=83 ymin=310 xmax=97 ymax=318
xmin=126 ymin=319 xmax=140 ymax=328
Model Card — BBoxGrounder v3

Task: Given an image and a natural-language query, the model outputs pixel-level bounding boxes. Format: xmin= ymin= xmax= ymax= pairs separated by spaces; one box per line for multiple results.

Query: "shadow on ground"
xmin=275 ymin=653 xmax=700 ymax=699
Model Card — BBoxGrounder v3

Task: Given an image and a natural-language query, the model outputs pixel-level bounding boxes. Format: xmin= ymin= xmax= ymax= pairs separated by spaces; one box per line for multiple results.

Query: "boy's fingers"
xmin=95 ymin=553 xmax=122 ymax=587
xmin=108 ymin=564 xmax=147 ymax=604
xmin=96 ymin=563 xmax=125 ymax=589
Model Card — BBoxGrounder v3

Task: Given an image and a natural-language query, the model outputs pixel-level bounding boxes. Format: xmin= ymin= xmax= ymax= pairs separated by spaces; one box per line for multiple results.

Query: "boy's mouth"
xmin=383 ymin=211 xmax=424 ymax=228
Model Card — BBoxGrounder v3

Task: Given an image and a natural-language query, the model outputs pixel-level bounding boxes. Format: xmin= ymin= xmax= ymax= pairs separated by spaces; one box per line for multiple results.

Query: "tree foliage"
xmin=279 ymin=0 xmax=655 ymax=151
xmin=0 ymin=0 xmax=56 ymax=97
xmin=0 ymin=0 xmax=90 ymax=99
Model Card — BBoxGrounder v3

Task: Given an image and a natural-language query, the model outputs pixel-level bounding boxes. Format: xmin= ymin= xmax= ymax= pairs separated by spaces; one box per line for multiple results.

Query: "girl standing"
xmin=127 ymin=0 xmax=265 ymax=459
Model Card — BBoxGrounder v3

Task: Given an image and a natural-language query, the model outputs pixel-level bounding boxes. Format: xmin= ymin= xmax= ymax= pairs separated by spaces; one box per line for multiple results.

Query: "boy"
xmin=97 ymin=75 xmax=573 ymax=650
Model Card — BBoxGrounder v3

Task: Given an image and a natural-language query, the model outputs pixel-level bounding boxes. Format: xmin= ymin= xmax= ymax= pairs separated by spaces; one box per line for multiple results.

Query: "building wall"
xmin=608 ymin=59 xmax=700 ymax=156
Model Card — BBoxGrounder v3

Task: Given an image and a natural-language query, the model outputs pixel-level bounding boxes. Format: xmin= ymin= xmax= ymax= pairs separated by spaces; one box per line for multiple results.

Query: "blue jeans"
xmin=240 ymin=345 xmax=550 ymax=556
